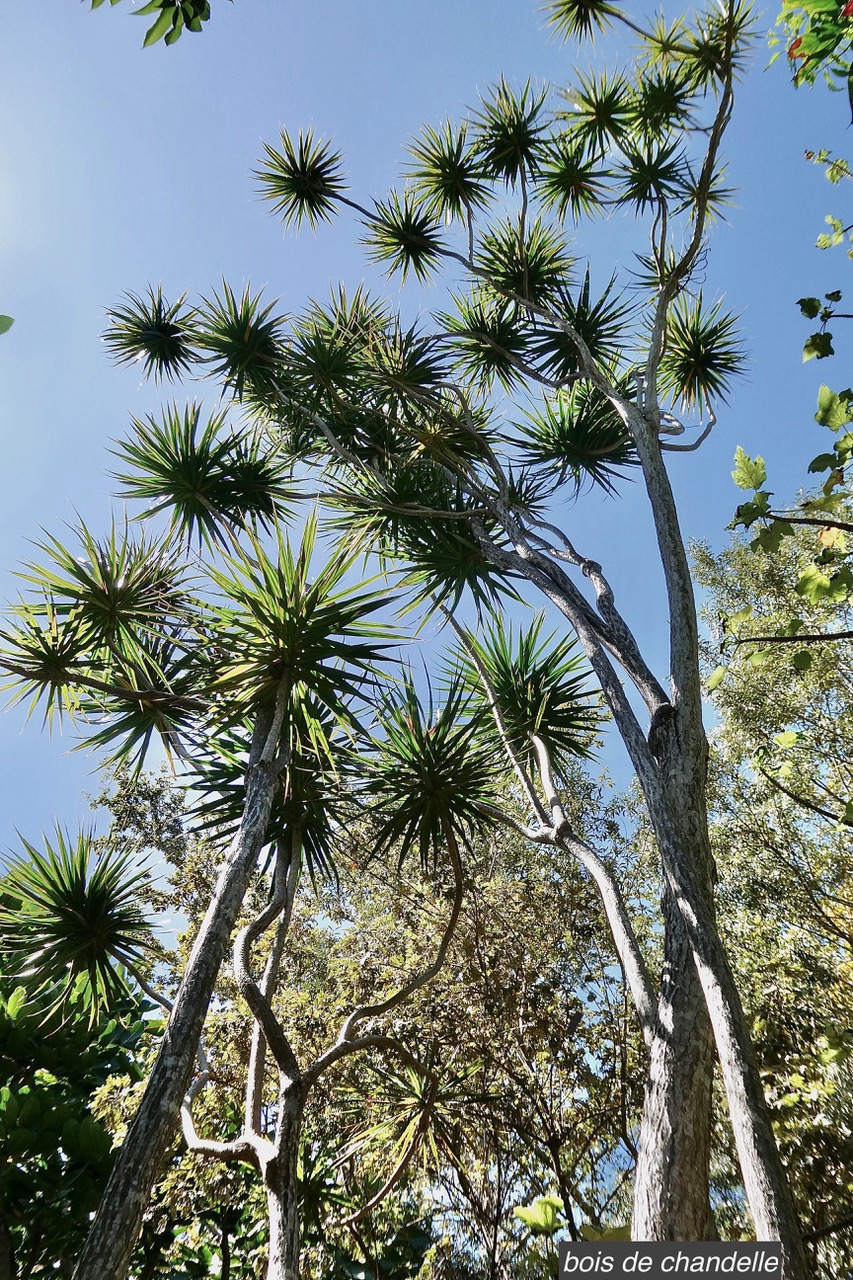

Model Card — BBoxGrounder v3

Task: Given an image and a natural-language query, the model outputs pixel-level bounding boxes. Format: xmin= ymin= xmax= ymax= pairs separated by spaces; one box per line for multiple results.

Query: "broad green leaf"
xmin=797 ymin=296 xmax=822 ymax=318
xmin=513 ymin=1195 xmax=566 ymax=1236
xmin=142 ymin=7 xmax=174 ymax=46
xmin=791 ymin=650 xmax=813 ymax=671
xmin=5 ymin=986 xmax=27 ymax=1019
xmin=815 ymin=384 xmax=853 ymax=430
xmin=803 ymin=331 xmax=835 ymax=361
xmin=0 ymin=315 xmax=14 ymax=335
xmin=808 ymin=452 xmax=839 ymax=473
xmin=706 ymin=665 xmax=727 ymax=692
xmin=773 ymin=731 xmax=799 ymax=748
xmin=580 ymin=1224 xmax=631 ymax=1242
xmin=732 ymin=446 xmax=767 ymax=490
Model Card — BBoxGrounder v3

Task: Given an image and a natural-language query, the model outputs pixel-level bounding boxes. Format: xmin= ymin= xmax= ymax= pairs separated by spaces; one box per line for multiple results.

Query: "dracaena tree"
xmin=0 ymin=427 xmax=400 ymax=1280
xmin=86 ymin=2 xmax=814 ymax=1275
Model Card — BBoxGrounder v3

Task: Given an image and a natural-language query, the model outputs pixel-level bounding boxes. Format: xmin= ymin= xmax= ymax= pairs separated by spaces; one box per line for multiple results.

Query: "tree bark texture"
xmin=0 ymin=1223 xmax=15 ymax=1280
xmin=73 ymin=728 xmax=281 ymax=1280
xmin=632 ymin=891 xmax=715 ymax=1240
xmin=263 ymin=1086 xmax=306 ymax=1280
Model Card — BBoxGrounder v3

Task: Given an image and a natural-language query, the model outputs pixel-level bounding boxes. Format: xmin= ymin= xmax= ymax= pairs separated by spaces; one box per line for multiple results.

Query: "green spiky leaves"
xmin=256 ymin=129 xmax=348 ymax=231
xmin=543 ymin=0 xmax=624 ymax=44
xmin=453 ymin=614 xmax=601 ymax=779
xmin=0 ymin=830 xmax=153 ymax=1021
xmin=408 ymin=120 xmax=493 ymax=222
xmin=103 ymin=286 xmax=198 ymax=383
xmin=112 ymin=403 xmax=293 ymax=545
xmin=658 ymin=292 xmax=745 ymax=412
xmin=363 ymin=677 xmax=496 ymax=868
xmin=518 ymin=381 xmax=638 ymax=495
xmin=362 ymin=192 xmax=446 ymax=284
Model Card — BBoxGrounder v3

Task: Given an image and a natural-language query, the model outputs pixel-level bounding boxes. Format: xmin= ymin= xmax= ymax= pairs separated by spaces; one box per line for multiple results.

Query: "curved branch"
xmin=245 ymin=836 xmax=302 ymax=1135
xmin=333 ymin=828 xmax=465 ymax=1046
xmin=440 ymin=605 xmax=548 ymax=825
xmin=233 ymin=839 xmax=302 ymax=1082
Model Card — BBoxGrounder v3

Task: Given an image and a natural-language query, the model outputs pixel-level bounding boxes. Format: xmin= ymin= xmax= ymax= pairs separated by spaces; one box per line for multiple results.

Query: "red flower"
xmin=842 ymin=0 xmax=853 ymax=19
xmin=788 ymin=36 xmax=805 ymax=58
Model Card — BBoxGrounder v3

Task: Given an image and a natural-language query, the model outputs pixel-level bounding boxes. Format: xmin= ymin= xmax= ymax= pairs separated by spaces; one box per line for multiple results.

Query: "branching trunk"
xmin=73 ymin=703 xmax=286 ymax=1280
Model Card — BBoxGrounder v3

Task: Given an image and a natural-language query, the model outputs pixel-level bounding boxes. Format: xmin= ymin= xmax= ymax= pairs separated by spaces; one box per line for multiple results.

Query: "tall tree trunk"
xmin=73 ymin=709 xmax=283 ymax=1280
xmin=633 ymin=893 xmax=715 ymax=1240
xmin=264 ymin=1086 xmax=306 ymax=1280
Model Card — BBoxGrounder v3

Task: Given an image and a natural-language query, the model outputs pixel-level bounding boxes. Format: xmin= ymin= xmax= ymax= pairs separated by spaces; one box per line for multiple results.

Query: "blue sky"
xmin=0 ymin=0 xmax=849 ymax=857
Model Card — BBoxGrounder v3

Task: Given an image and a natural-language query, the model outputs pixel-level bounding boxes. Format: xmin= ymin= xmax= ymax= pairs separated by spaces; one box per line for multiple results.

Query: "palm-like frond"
xmin=188 ymin=717 xmax=348 ymax=879
xmin=362 ymin=676 xmax=496 ymax=868
xmin=472 ymin=78 xmax=548 ymax=185
xmin=112 ymin=403 xmax=293 ymax=545
xmin=17 ymin=522 xmax=189 ymax=656
xmin=255 ymin=128 xmax=348 ymax=230
xmin=102 ymin=286 xmax=198 ymax=384
xmin=407 ymin=119 xmax=493 ymax=222
xmin=616 ymin=140 xmax=688 ymax=211
xmin=196 ymin=282 xmax=288 ymax=399
xmin=543 ymin=0 xmax=624 ymax=44
xmin=0 ymin=600 xmax=92 ymax=725
xmin=441 ymin=294 xmax=531 ymax=392
xmin=204 ymin=516 xmax=394 ymax=727
xmin=537 ymin=140 xmax=611 ymax=221
xmin=531 ymin=269 xmax=629 ymax=379
xmin=630 ymin=70 xmax=697 ymax=140
xmin=657 ymin=291 xmax=745 ymax=413
xmin=362 ymin=192 xmax=446 ymax=284
xmin=453 ymin=614 xmax=601 ymax=778
xmin=476 ymin=216 xmax=574 ymax=307
xmin=517 ymin=381 xmax=638 ymax=495
xmin=561 ymin=69 xmax=633 ymax=158
xmin=0 ymin=830 xmax=153 ymax=1022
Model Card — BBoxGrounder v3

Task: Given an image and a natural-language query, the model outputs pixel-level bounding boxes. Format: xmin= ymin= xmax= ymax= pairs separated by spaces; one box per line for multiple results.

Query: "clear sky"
xmin=0 ymin=0 xmax=849 ymax=857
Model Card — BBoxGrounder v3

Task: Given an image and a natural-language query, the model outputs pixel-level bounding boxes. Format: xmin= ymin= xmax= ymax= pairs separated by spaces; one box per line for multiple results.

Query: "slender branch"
xmin=661 ymin=410 xmax=716 ymax=454
xmin=765 ymin=513 xmax=853 ymax=535
xmin=802 ymin=1210 xmax=853 ymax=1244
xmin=758 ymin=766 xmax=853 ymax=828
xmin=735 ymin=630 xmax=853 ymax=648
xmin=245 ymin=835 xmax=302 ymax=1135
xmin=303 ymin=1033 xmax=426 ymax=1088
xmin=335 ymin=826 xmax=465 ymax=1044
xmin=233 ymin=840 xmax=302 ymax=1081
xmin=440 ymin=604 xmax=549 ymax=825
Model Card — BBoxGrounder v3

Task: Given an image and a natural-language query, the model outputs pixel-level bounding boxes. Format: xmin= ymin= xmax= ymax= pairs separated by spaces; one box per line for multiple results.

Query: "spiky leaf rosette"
xmin=538 ymin=139 xmax=611 ymax=222
xmin=196 ymin=282 xmax=288 ymax=399
xmin=517 ymin=380 xmax=638 ymax=495
xmin=255 ymin=128 xmax=348 ymax=230
xmin=544 ymin=0 xmax=625 ymax=44
xmin=203 ymin=515 xmax=393 ymax=733
xmin=561 ymin=69 xmax=633 ymax=159
xmin=472 ymin=78 xmax=548 ymax=185
xmin=475 ymin=216 xmax=574 ymax=307
xmin=530 ymin=269 xmax=629 ymax=380
xmin=362 ymin=676 xmax=497 ymax=868
xmin=452 ymin=614 xmax=601 ymax=779
xmin=112 ymin=403 xmax=293 ymax=546
xmin=407 ymin=119 xmax=493 ymax=222
xmin=16 ymin=521 xmax=189 ymax=659
xmin=0 ymin=830 xmax=153 ymax=1022
xmin=441 ymin=294 xmax=531 ymax=392
xmin=362 ymin=191 xmax=447 ymax=284
xmin=187 ymin=714 xmax=348 ymax=879
xmin=658 ymin=291 xmax=745 ymax=413
xmin=103 ymin=286 xmax=198 ymax=384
